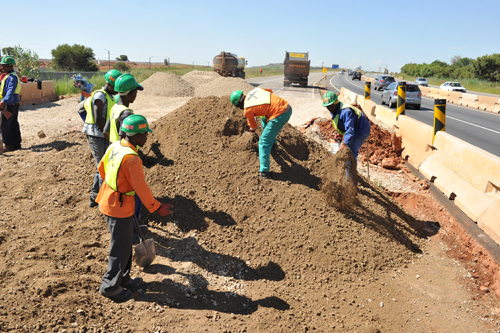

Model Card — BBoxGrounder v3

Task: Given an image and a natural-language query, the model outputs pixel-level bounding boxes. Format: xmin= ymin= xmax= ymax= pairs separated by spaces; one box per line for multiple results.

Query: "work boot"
xmin=259 ymin=171 xmax=272 ymax=179
xmin=99 ymin=286 xmax=133 ymax=303
xmin=3 ymin=144 xmax=18 ymax=152
xmin=272 ymin=144 xmax=279 ymax=152
xmin=121 ymin=277 xmax=144 ymax=293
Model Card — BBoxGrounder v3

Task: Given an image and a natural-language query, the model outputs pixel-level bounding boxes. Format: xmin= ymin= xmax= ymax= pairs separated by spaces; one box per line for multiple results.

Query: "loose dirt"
xmin=0 ymin=73 xmax=499 ymax=332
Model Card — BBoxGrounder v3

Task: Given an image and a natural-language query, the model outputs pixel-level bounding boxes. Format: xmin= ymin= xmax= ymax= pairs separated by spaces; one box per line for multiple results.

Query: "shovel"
xmin=132 ymin=216 xmax=156 ymax=267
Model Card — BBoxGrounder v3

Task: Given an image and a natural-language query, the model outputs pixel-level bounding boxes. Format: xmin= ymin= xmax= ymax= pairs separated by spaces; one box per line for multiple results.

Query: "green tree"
xmin=10 ymin=45 xmax=40 ymax=78
xmin=2 ymin=47 xmax=14 ymax=56
xmin=472 ymin=54 xmax=500 ymax=82
xmin=51 ymin=44 xmax=98 ymax=71
xmin=116 ymin=55 xmax=128 ymax=61
xmin=113 ymin=62 xmax=131 ymax=72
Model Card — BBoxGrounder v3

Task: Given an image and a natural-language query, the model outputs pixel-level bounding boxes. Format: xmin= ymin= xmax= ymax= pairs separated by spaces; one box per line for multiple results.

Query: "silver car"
xmin=381 ymin=82 xmax=422 ymax=109
xmin=415 ymin=77 xmax=428 ymax=86
xmin=374 ymin=75 xmax=395 ymax=90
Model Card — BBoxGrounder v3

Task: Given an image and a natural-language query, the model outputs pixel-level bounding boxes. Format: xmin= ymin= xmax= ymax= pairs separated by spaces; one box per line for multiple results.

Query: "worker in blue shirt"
xmin=322 ymin=91 xmax=371 ymax=184
xmin=0 ymin=56 xmax=21 ymax=152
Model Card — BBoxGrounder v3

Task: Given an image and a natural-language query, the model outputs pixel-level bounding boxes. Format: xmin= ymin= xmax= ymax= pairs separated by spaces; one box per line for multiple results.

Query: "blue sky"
xmin=3 ymin=0 xmax=499 ymax=72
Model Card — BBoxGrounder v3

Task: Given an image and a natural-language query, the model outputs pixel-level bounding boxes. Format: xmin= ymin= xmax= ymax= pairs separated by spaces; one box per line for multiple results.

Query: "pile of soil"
xmin=181 ymin=70 xmax=220 ymax=86
xmin=193 ymin=76 xmax=254 ymax=97
xmin=141 ymin=72 xmax=194 ymax=97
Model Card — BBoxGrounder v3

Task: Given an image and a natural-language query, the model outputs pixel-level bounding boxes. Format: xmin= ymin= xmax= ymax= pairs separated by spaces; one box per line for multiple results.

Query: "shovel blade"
xmin=133 ymin=238 xmax=156 ymax=267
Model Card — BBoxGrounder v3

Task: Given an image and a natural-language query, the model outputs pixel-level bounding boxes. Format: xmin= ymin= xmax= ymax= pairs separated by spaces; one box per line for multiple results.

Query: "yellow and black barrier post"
xmin=364 ymin=81 xmax=371 ymax=100
xmin=433 ymin=99 xmax=446 ymax=145
xmin=396 ymin=81 xmax=406 ymax=118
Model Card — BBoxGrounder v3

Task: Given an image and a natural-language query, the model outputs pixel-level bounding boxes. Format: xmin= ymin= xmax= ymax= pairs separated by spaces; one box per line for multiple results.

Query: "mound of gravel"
xmin=181 ymin=70 xmax=221 ymax=86
xmin=194 ymin=76 xmax=255 ymax=97
xmin=140 ymin=72 xmax=194 ymax=97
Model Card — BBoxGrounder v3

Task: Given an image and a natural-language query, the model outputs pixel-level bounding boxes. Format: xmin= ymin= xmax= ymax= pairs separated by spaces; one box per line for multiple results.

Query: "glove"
xmin=157 ymin=203 xmax=174 ymax=217
xmin=334 ymin=133 xmax=342 ymax=141
xmin=248 ymin=128 xmax=256 ymax=133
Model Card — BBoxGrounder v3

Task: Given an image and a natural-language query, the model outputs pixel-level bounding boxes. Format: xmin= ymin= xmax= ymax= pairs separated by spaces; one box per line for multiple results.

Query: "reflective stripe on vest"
xmin=0 ymin=72 xmax=21 ymax=100
xmin=102 ymin=141 xmax=138 ymax=196
xmin=244 ymin=88 xmax=271 ymax=109
xmin=331 ymin=102 xmax=363 ymax=135
xmin=84 ymin=89 xmax=115 ymax=125
xmin=109 ymin=104 xmax=133 ymax=143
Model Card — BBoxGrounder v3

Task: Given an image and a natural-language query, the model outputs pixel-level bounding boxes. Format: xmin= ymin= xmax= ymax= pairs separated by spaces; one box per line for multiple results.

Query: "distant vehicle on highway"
xmin=415 ymin=77 xmax=428 ymax=86
xmin=347 ymin=70 xmax=354 ymax=76
xmin=381 ymin=82 xmax=422 ymax=109
xmin=373 ymin=75 xmax=395 ymax=91
xmin=340 ymin=70 xmax=345 ymax=74
xmin=352 ymin=72 xmax=361 ymax=80
xmin=440 ymin=81 xmax=466 ymax=93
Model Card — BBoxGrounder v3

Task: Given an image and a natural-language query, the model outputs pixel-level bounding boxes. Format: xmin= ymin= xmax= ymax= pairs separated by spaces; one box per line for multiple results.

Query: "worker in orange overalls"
xmin=230 ymin=88 xmax=292 ymax=179
xmin=259 ymin=68 xmax=263 ymax=76
xmin=97 ymin=114 xmax=173 ymax=303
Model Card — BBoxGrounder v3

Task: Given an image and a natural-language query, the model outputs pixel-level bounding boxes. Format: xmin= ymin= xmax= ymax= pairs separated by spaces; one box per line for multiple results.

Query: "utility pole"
xmin=149 ymin=56 xmax=153 ymax=69
xmin=104 ymin=49 xmax=110 ymax=70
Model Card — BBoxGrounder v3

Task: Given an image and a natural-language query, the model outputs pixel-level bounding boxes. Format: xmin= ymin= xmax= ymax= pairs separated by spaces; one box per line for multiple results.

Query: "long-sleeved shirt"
xmin=1 ymin=72 xmax=20 ymax=105
xmin=96 ymin=139 xmax=161 ymax=218
xmin=243 ymin=89 xmax=289 ymax=130
xmin=330 ymin=105 xmax=371 ymax=145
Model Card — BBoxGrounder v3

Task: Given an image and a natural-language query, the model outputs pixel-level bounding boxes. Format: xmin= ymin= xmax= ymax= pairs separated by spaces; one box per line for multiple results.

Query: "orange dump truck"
xmin=284 ymin=51 xmax=310 ymax=87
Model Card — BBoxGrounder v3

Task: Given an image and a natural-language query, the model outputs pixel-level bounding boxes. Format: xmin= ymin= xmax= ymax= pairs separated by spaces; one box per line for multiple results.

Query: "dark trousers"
xmin=1 ymin=103 xmax=21 ymax=148
xmin=100 ymin=215 xmax=134 ymax=296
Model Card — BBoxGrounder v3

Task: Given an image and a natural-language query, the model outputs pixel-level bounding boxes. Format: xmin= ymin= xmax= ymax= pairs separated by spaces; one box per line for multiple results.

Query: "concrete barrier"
xmin=458 ymin=93 xmax=478 ymax=107
xmin=355 ymin=93 xmax=365 ymax=106
xmin=419 ymin=86 xmax=431 ymax=97
xmin=476 ymin=95 xmax=499 ymax=112
xmin=419 ymin=132 xmax=500 ymax=241
xmin=447 ymin=91 xmax=462 ymax=104
xmin=429 ymin=88 xmax=441 ymax=99
xmin=19 ymin=81 xmax=57 ymax=106
xmin=396 ymin=115 xmax=434 ymax=168
xmin=438 ymin=90 xmax=450 ymax=99
xmin=374 ymin=105 xmax=397 ymax=128
xmin=339 ymin=87 xmax=346 ymax=101
xmin=363 ymin=99 xmax=377 ymax=116
xmin=492 ymin=104 xmax=500 ymax=114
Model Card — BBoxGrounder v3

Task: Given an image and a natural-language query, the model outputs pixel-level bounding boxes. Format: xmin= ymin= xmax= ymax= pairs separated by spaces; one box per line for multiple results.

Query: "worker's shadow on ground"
xmin=149 ymin=195 xmax=236 ymax=232
xmin=141 ymin=142 xmax=174 ymax=168
xmin=29 ymin=140 xmax=82 ymax=152
xmin=349 ymin=176 xmax=440 ymax=253
xmin=270 ymin=150 xmax=320 ymax=190
xmin=147 ymin=234 xmax=285 ymax=282
xmin=134 ymin=272 xmax=289 ymax=314
xmin=20 ymin=102 xmax=61 ymax=111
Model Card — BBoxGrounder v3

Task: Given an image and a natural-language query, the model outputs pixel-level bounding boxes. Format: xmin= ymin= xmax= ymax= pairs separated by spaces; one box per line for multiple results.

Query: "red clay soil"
xmin=0 ymin=96 xmax=498 ymax=332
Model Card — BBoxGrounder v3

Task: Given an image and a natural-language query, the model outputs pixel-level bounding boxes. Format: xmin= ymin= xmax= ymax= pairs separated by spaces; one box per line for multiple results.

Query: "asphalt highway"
xmin=328 ymin=73 xmax=500 ymax=157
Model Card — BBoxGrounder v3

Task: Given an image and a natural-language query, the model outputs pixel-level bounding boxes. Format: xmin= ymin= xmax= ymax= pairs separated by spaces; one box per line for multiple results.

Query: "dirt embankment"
xmin=0 ymin=72 xmax=498 ymax=332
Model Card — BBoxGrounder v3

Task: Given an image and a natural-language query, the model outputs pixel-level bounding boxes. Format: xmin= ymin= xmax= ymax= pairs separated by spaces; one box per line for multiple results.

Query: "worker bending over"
xmin=97 ymin=114 xmax=173 ymax=303
xmin=322 ymin=91 xmax=371 ymax=184
xmin=230 ymin=88 xmax=292 ymax=179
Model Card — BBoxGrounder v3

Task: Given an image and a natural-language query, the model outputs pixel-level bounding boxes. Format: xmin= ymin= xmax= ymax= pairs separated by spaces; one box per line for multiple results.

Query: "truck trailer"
xmin=213 ymin=51 xmax=246 ymax=79
xmin=283 ymin=51 xmax=310 ymax=87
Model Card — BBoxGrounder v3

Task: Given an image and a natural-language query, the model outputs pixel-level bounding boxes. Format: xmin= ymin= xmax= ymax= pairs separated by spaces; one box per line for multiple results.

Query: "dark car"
xmin=374 ymin=75 xmax=395 ymax=90
xmin=352 ymin=72 xmax=361 ymax=80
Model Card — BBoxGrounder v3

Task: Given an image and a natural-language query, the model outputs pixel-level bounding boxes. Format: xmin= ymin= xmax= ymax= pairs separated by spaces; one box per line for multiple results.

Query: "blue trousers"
xmin=259 ymin=108 xmax=292 ymax=172
xmin=86 ymin=135 xmax=109 ymax=200
xmin=346 ymin=129 xmax=370 ymax=160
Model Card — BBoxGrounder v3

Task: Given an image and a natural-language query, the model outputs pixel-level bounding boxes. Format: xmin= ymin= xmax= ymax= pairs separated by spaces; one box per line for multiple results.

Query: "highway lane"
xmin=327 ymin=73 xmax=500 ymax=157
xmin=247 ymin=72 xmax=326 ymax=94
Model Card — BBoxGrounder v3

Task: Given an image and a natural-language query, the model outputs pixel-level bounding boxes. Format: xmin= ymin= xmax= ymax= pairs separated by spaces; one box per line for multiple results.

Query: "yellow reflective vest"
xmin=102 ymin=141 xmax=138 ymax=197
xmin=84 ymin=89 xmax=115 ymax=125
xmin=332 ymin=102 xmax=363 ymax=135
xmin=243 ymin=88 xmax=271 ymax=109
xmin=0 ymin=72 xmax=21 ymax=100
xmin=108 ymin=104 xmax=133 ymax=143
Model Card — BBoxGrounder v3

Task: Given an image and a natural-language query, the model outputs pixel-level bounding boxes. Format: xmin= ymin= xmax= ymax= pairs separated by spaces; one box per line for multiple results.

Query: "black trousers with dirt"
xmin=1 ymin=103 xmax=21 ymax=149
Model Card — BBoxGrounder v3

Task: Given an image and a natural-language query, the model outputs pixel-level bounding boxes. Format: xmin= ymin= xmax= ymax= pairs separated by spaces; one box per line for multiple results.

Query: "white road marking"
xmin=328 ymin=75 xmax=500 ymax=136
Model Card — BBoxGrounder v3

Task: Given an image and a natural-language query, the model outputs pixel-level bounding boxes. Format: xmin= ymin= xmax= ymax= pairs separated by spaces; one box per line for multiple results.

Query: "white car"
xmin=415 ymin=77 xmax=428 ymax=86
xmin=440 ymin=81 xmax=466 ymax=93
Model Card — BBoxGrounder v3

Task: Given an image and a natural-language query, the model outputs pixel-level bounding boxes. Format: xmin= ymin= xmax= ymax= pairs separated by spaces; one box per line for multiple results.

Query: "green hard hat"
xmin=0 ymin=56 xmax=16 ymax=66
xmin=121 ymin=114 xmax=152 ymax=134
xmin=114 ymin=73 xmax=143 ymax=93
xmin=230 ymin=90 xmax=244 ymax=107
xmin=104 ymin=69 xmax=122 ymax=86
xmin=322 ymin=91 xmax=339 ymax=107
